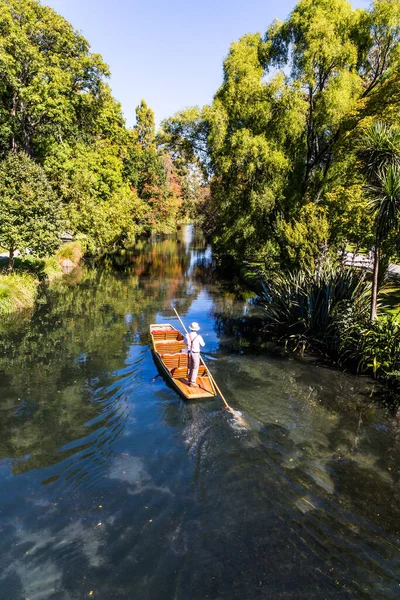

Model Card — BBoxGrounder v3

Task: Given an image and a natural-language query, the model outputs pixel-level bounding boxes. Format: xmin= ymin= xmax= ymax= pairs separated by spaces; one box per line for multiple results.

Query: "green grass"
xmin=0 ymin=273 xmax=38 ymax=314
xmin=381 ymin=286 xmax=400 ymax=318
xmin=0 ymin=242 xmax=85 ymax=315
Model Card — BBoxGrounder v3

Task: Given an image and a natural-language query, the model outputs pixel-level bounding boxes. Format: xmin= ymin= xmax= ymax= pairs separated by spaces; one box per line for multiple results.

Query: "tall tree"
xmin=0 ymin=0 xmax=184 ymax=258
xmin=161 ymin=0 xmax=400 ymax=268
xmin=265 ymin=0 xmax=400 ymax=197
xmin=134 ymin=100 xmax=156 ymax=149
xmin=124 ymin=100 xmax=181 ymax=232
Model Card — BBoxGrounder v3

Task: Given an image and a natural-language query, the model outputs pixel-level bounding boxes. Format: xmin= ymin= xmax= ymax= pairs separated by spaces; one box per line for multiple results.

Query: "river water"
xmin=1 ymin=226 xmax=400 ymax=600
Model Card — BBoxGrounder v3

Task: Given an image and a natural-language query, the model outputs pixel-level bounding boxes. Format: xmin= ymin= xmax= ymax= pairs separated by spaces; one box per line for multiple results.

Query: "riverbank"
xmin=0 ymin=241 xmax=83 ymax=314
xmin=240 ymin=261 xmax=400 ymax=397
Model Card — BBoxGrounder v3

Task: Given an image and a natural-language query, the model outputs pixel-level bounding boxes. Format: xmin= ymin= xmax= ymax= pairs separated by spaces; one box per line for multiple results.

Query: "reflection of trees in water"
xmin=102 ymin=236 xmax=191 ymax=276
xmin=0 ymin=232 xmax=212 ymax=599
xmin=0 ymin=270 xmax=141 ymax=474
xmin=100 ymin=235 xmax=198 ymax=312
xmin=205 ymin=286 xmax=265 ymax=355
xmin=0 ymin=235 xmax=201 ymax=475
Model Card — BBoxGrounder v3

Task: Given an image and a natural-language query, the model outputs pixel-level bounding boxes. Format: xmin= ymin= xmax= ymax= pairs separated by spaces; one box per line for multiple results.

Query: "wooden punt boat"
xmin=150 ymin=323 xmax=217 ymax=400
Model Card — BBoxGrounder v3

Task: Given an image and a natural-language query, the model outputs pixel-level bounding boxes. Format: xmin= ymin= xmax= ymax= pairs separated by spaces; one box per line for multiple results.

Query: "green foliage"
xmin=43 ymin=256 xmax=63 ymax=281
xmin=202 ymin=33 xmax=305 ymax=260
xmin=357 ymin=122 xmax=400 ymax=185
xmin=159 ymin=106 xmax=210 ymax=176
xmin=124 ymin=100 xmax=184 ymax=233
xmin=324 ymin=184 xmax=375 ymax=250
xmin=164 ymin=0 xmax=400 ymax=271
xmin=370 ymin=164 xmax=400 ymax=240
xmin=277 ymin=204 xmax=330 ymax=271
xmin=258 ymin=258 xmax=400 ymax=386
xmin=0 ymin=1 xmax=182 ymax=261
xmin=336 ymin=308 xmax=400 ymax=382
xmin=159 ymin=109 xmax=211 ymax=222
xmin=0 ymin=273 xmax=38 ymax=313
xmin=0 ymin=152 xmax=61 ymax=266
xmin=357 ymin=120 xmax=400 ymax=319
xmin=44 ymin=139 xmax=148 ymax=249
xmin=55 ymin=241 xmax=84 ymax=264
xmin=134 ymin=99 xmax=156 ymax=149
xmin=0 ymin=0 xmax=110 ymax=157
xmin=258 ymin=264 xmax=370 ymax=352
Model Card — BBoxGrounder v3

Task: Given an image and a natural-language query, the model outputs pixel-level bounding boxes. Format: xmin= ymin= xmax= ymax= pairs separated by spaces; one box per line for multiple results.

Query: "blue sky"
xmin=44 ymin=0 xmax=370 ymax=128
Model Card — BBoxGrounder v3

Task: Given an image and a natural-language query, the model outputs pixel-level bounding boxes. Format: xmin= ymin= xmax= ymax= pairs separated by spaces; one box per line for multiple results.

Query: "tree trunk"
xmin=11 ymin=92 xmax=17 ymax=151
xmin=340 ymin=241 xmax=347 ymax=265
xmin=7 ymin=247 xmax=15 ymax=272
xmin=303 ymin=86 xmax=314 ymax=194
xmin=370 ymin=242 xmax=380 ymax=321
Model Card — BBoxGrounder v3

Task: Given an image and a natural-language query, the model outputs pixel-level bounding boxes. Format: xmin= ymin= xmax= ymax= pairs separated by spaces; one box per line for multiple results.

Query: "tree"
xmin=44 ymin=140 xmax=148 ymax=252
xmin=161 ymin=0 xmax=400 ymax=267
xmin=368 ymin=166 xmax=400 ymax=320
xmin=134 ymin=100 xmax=156 ymax=149
xmin=0 ymin=152 xmax=61 ymax=270
xmin=159 ymin=106 xmax=210 ymax=178
xmin=277 ymin=203 xmax=330 ymax=271
xmin=202 ymin=34 xmax=304 ymax=261
xmin=0 ymin=0 xmax=110 ymax=158
xmin=159 ymin=108 xmax=210 ymax=222
xmin=357 ymin=121 xmax=400 ymax=320
xmin=124 ymin=100 xmax=180 ymax=232
xmin=0 ymin=0 xmax=184 ymax=260
xmin=265 ymin=0 xmax=400 ymax=198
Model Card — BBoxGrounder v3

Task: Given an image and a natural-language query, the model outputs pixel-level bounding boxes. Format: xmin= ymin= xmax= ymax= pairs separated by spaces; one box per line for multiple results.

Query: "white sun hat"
xmin=189 ymin=322 xmax=200 ymax=331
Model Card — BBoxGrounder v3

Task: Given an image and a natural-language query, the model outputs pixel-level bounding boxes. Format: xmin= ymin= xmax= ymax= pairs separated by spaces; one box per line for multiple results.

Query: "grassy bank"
xmin=0 ymin=273 xmax=38 ymax=313
xmin=0 ymin=242 xmax=84 ymax=315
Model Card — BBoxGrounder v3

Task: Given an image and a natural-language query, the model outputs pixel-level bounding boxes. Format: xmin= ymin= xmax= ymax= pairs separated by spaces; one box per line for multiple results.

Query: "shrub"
xmin=336 ymin=307 xmax=400 ymax=383
xmin=56 ymin=241 xmax=84 ymax=265
xmin=257 ymin=264 xmax=370 ymax=352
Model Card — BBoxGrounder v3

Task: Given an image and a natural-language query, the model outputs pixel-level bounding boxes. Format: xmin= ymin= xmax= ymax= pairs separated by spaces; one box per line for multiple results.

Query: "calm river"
xmin=1 ymin=226 xmax=400 ymax=600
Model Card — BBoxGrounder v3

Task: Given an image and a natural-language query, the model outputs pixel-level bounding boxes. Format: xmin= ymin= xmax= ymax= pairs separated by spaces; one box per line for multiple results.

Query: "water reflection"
xmin=1 ymin=226 xmax=400 ymax=599
xmin=0 ymin=233 xmax=202 ymax=478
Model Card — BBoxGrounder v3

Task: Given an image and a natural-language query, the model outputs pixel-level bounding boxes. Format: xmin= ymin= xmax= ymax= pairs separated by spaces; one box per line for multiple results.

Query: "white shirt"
xmin=185 ymin=331 xmax=205 ymax=353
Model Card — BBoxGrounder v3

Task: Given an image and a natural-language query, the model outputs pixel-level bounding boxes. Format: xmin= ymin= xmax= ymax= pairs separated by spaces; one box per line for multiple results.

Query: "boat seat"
xmin=162 ymin=353 xmax=188 ymax=372
xmin=152 ymin=330 xmax=184 ymax=341
xmin=171 ymin=366 xmax=188 ymax=379
xmin=171 ymin=364 xmax=207 ymax=380
xmin=155 ymin=340 xmax=186 ymax=354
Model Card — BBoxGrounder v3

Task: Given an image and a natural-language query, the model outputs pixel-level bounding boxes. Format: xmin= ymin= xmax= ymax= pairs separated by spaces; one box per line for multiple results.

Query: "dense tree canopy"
xmin=0 ymin=0 xmax=187 ymax=258
xmin=161 ymin=0 xmax=400 ymax=274
xmin=2 ymin=0 xmax=400 ymax=274
xmin=0 ymin=0 xmax=110 ymax=157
